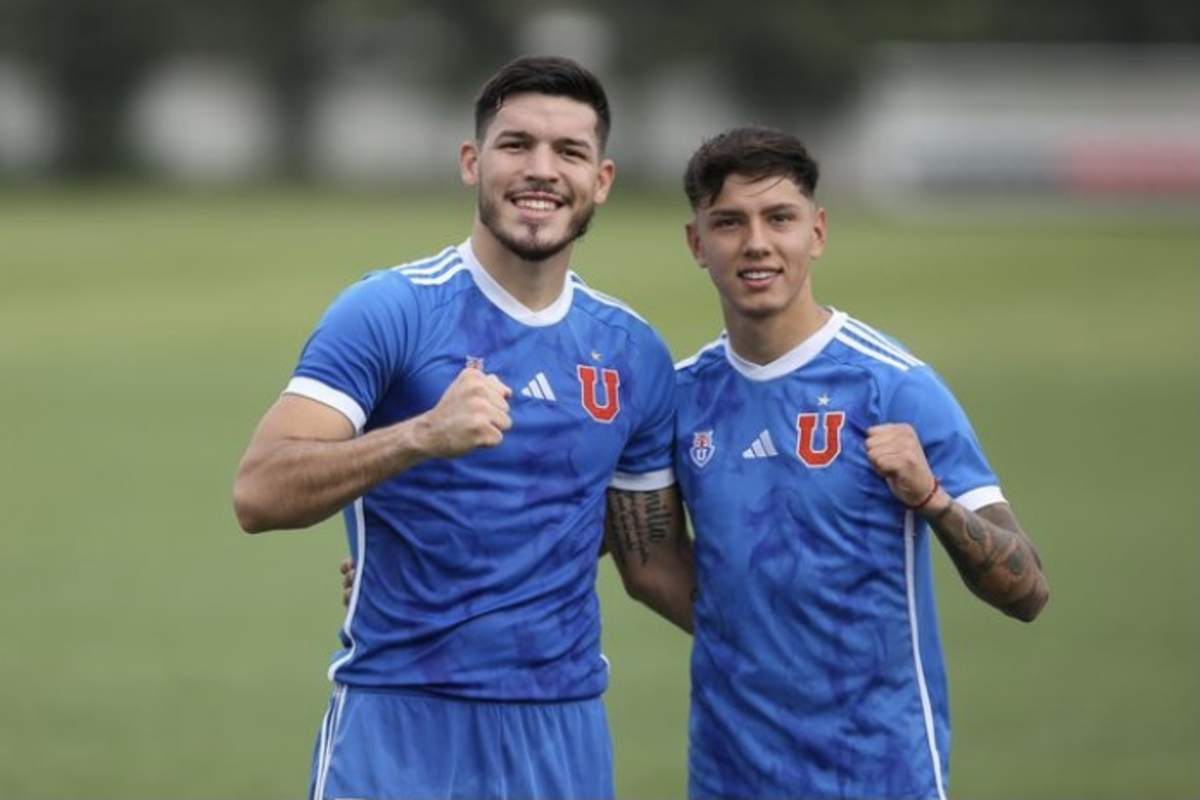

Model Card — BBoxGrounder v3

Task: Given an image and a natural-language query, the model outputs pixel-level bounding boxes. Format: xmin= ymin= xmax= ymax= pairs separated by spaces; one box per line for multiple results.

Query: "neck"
xmin=470 ymin=223 xmax=572 ymax=311
xmin=724 ymin=302 xmax=831 ymax=366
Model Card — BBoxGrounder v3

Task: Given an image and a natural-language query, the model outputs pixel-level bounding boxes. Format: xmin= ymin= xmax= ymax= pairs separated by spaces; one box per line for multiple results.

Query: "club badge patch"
xmin=690 ymin=430 xmax=716 ymax=468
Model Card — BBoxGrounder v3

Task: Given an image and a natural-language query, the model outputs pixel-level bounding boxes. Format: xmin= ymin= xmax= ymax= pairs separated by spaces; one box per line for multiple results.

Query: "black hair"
xmin=683 ymin=126 xmax=820 ymax=209
xmin=473 ymin=55 xmax=611 ymax=151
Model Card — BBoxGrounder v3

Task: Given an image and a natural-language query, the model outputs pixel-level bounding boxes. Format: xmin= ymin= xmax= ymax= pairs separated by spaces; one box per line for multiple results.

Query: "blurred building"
xmin=844 ymin=43 xmax=1200 ymax=217
xmin=0 ymin=7 xmax=1196 ymax=215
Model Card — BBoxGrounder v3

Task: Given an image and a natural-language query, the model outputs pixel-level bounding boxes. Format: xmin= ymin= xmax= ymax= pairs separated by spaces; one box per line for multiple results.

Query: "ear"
xmin=592 ymin=158 xmax=616 ymax=205
xmin=685 ymin=220 xmax=706 ymax=267
xmin=810 ymin=206 xmax=828 ymax=259
xmin=459 ymin=140 xmax=479 ymax=187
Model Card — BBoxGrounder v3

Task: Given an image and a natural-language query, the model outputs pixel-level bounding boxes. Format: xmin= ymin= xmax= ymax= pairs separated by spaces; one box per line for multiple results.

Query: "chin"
xmin=509 ymin=234 xmax=574 ymax=263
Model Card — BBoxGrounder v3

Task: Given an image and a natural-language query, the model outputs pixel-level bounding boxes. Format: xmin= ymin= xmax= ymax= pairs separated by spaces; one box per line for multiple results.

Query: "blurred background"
xmin=1 ymin=2 xmax=1197 ymax=799
xmin=1 ymin=0 xmax=1198 ymax=210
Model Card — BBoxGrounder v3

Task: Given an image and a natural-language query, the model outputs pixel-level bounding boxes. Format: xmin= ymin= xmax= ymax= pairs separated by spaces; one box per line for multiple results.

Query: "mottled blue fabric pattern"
xmin=677 ymin=310 xmax=1000 ymax=800
xmin=289 ymin=241 xmax=676 ymax=702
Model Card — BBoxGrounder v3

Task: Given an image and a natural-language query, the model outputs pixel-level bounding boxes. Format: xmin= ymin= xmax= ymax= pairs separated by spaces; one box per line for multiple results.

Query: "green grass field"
xmin=1 ymin=185 xmax=1196 ymax=799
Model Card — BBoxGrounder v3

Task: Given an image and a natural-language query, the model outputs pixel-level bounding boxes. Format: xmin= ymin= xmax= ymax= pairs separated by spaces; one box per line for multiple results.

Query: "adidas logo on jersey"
xmin=742 ymin=430 xmax=778 ymax=459
xmin=520 ymin=373 xmax=557 ymax=401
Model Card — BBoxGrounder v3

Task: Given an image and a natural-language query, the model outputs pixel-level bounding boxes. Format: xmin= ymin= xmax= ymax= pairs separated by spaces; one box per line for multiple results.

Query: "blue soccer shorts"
xmin=309 ymin=684 xmax=615 ymax=800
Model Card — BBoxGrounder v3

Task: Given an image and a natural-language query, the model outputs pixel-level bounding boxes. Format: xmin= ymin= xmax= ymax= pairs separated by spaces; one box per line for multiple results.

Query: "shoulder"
xmin=828 ymin=313 xmax=967 ymax=421
xmin=825 ymin=313 xmax=924 ymax=373
xmin=337 ymin=246 xmax=474 ymax=311
xmin=571 ymin=274 xmax=671 ymax=351
xmin=379 ymin=246 xmax=472 ymax=294
xmin=674 ymin=336 xmax=728 ymax=385
xmin=570 ymin=274 xmax=649 ymax=325
xmin=824 ymin=312 xmax=947 ymax=390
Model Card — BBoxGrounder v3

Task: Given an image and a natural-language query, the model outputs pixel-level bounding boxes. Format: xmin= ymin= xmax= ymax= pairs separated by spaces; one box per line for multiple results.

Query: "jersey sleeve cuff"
xmin=610 ymin=466 xmax=676 ymax=492
xmin=284 ymin=376 xmax=367 ymax=433
xmin=955 ymin=485 xmax=1006 ymax=512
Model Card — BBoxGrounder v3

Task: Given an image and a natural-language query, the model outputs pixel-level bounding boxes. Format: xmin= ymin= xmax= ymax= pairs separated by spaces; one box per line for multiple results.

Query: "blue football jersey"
xmin=676 ymin=310 xmax=1004 ymax=800
xmin=285 ymin=241 xmax=676 ymax=701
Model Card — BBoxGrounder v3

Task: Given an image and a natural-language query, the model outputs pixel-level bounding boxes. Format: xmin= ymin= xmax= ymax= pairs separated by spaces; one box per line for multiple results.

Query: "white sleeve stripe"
xmin=610 ymin=466 xmax=676 ymax=491
xmin=284 ymin=377 xmax=367 ymax=432
xmin=842 ymin=318 xmax=924 ymax=366
xmin=834 ymin=332 xmax=912 ymax=371
xmin=392 ymin=247 xmax=459 ymax=276
xmin=410 ymin=263 xmax=468 ymax=286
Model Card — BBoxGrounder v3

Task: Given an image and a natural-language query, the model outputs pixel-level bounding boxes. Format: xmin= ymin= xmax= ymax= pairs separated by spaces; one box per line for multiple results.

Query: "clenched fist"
xmin=864 ymin=423 xmax=943 ymax=511
xmin=413 ymin=367 xmax=513 ymax=459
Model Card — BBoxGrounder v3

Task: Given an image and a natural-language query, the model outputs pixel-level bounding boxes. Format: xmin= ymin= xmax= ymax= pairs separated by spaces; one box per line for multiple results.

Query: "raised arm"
xmin=604 ymin=485 xmax=696 ymax=634
xmin=233 ymin=368 xmax=512 ymax=533
xmin=866 ymin=422 xmax=1050 ymax=622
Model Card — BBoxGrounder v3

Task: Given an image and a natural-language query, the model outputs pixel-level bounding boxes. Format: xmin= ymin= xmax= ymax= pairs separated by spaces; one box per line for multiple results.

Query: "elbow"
xmin=619 ymin=570 xmax=672 ymax=613
xmin=1007 ymin=581 xmax=1050 ymax=623
xmin=235 ymin=512 xmax=269 ymax=535
xmin=1023 ymin=586 xmax=1051 ymax=623
xmin=232 ymin=482 xmax=274 ymax=534
xmin=618 ymin=572 xmax=654 ymax=604
xmin=233 ymin=502 xmax=269 ymax=535
xmin=622 ymin=571 xmax=695 ymax=635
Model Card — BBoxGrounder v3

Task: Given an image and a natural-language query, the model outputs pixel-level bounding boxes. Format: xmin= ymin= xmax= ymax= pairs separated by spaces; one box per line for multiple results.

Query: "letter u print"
xmin=795 ymin=411 xmax=845 ymax=467
xmin=577 ymin=365 xmax=621 ymax=423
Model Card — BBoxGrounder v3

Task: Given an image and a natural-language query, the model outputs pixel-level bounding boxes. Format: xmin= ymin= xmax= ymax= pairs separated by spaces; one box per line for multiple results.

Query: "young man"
xmin=336 ymin=125 xmax=1050 ymax=798
xmin=673 ymin=125 xmax=1050 ymax=799
xmin=232 ymin=55 xmax=693 ymax=800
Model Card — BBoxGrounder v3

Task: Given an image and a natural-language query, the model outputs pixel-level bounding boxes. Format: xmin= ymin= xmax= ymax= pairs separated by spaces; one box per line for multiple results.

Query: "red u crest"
xmin=577 ymin=366 xmax=621 ymax=423
xmin=796 ymin=411 xmax=845 ymax=467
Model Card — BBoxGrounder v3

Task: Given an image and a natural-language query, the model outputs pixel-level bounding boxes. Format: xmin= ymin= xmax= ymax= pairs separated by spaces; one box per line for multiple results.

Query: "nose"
xmin=743 ymin=219 xmax=770 ymax=258
xmin=525 ymin=144 xmax=558 ymax=181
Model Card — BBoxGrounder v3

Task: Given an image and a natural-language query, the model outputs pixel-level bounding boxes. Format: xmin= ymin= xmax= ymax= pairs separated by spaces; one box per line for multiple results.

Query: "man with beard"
xmin=232 ymin=55 xmax=696 ymax=800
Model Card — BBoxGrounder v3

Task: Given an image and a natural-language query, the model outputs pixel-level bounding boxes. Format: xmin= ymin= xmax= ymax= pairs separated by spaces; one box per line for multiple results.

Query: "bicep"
xmin=605 ymin=485 xmax=687 ymax=570
xmin=243 ymin=393 xmax=356 ymax=458
xmin=232 ymin=393 xmax=361 ymax=532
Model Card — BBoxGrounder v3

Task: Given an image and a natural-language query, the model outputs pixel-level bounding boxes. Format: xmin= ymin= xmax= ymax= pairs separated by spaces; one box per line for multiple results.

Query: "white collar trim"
xmin=724 ymin=309 xmax=847 ymax=381
xmin=457 ymin=240 xmax=574 ymax=327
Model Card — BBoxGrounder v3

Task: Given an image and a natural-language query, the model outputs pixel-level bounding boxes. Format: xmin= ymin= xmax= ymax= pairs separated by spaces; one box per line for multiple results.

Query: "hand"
xmin=414 ymin=367 xmax=513 ymax=459
xmin=864 ymin=423 xmax=942 ymax=510
xmin=340 ymin=558 xmax=355 ymax=607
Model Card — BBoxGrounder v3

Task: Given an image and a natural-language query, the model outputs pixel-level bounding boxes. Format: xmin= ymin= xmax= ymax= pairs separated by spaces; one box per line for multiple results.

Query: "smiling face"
xmin=460 ymin=92 xmax=614 ymax=266
xmin=686 ymin=173 xmax=828 ymax=358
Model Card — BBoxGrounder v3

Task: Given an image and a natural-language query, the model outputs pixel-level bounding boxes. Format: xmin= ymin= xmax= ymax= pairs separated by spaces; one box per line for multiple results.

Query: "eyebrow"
xmin=707 ymin=201 xmax=803 ymax=218
xmin=492 ymin=129 xmax=596 ymax=153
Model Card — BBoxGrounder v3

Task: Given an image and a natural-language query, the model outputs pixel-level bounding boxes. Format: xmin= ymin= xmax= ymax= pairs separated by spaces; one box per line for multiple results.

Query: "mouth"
xmin=510 ymin=191 xmax=566 ymax=216
xmin=738 ymin=267 xmax=781 ymax=285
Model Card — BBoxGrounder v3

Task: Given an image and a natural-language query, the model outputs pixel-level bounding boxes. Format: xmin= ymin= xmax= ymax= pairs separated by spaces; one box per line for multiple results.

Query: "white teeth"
xmin=516 ymin=199 xmax=557 ymax=211
xmin=742 ymin=270 xmax=775 ymax=280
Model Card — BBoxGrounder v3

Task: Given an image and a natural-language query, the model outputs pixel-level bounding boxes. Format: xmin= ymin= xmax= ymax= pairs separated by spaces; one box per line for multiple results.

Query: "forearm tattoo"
xmin=927 ymin=502 xmax=1048 ymax=620
xmin=607 ymin=490 xmax=671 ymax=568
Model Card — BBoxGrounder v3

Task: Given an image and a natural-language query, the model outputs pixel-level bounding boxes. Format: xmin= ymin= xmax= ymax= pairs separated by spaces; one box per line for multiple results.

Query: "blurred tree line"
xmin=0 ymin=0 xmax=1196 ymax=176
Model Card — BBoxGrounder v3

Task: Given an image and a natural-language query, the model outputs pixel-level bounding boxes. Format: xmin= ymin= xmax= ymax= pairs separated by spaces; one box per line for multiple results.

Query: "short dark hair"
xmin=683 ymin=126 xmax=820 ymax=210
xmin=473 ymin=55 xmax=612 ymax=151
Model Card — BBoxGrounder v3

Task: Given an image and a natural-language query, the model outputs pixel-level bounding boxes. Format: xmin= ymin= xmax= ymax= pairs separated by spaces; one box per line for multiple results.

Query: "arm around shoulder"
xmin=604 ymin=485 xmax=696 ymax=634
